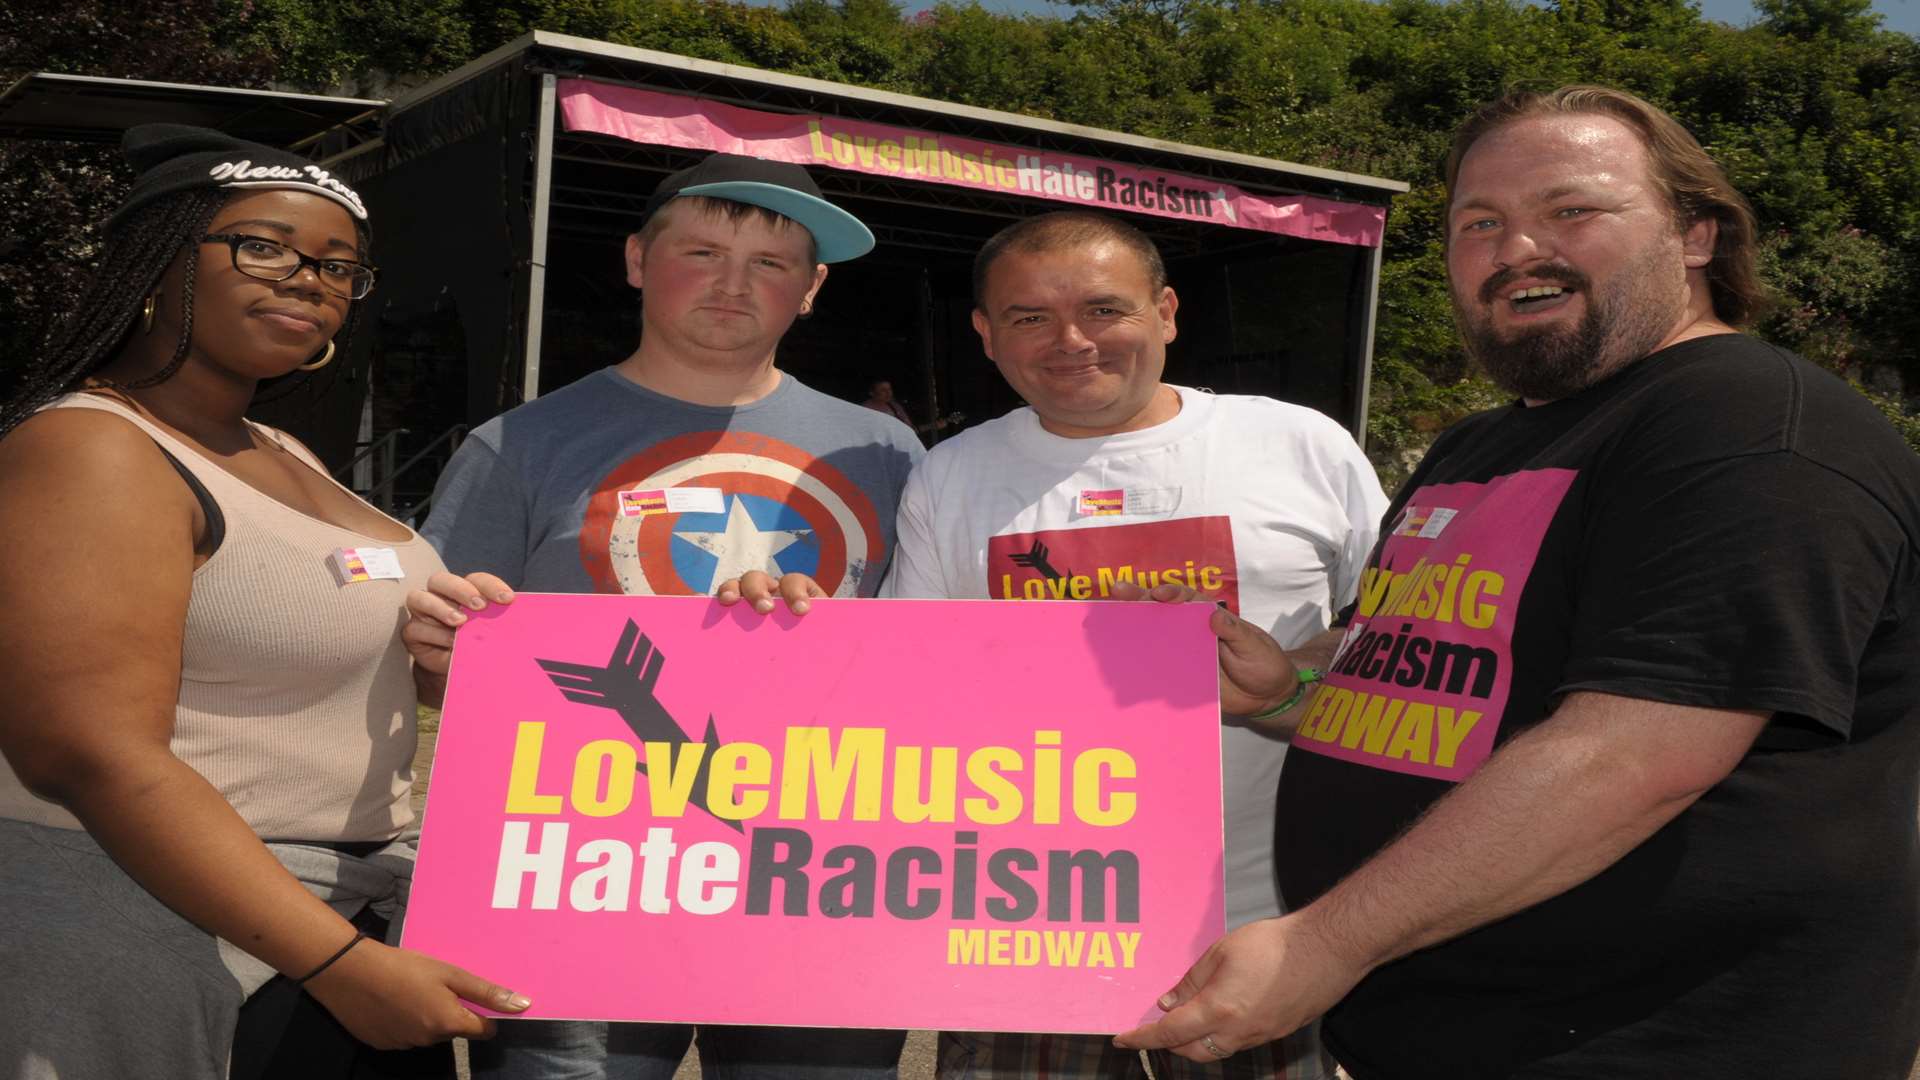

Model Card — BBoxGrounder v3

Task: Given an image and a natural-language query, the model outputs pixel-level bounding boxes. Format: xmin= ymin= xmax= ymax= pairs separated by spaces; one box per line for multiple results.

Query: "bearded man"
xmin=1115 ymin=84 xmax=1920 ymax=1080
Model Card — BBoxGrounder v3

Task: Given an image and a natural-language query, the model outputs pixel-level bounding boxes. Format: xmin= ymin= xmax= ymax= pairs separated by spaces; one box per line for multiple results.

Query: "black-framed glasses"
xmin=200 ymin=233 xmax=378 ymax=300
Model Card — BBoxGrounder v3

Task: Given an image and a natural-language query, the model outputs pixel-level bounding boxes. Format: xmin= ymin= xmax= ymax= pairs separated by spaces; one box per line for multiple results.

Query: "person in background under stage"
xmin=862 ymin=377 xmax=914 ymax=425
xmin=862 ymin=376 xmax=959 ymax=446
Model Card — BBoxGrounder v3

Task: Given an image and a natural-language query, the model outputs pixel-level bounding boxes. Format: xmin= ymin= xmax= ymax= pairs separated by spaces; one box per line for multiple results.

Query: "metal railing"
xmin=335 ymin=429 xmax=408 ymax=506
xmin=336 ymin=424 xmax=468 ymax=519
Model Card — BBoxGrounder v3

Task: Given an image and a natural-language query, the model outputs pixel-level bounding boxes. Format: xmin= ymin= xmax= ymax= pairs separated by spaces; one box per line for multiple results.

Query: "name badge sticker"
xmin=330 ymin=546 xmax=404 ymax=585
xmin=1078 ymin=489 xmax=1125 ymax=517
xmin=1123 ymin=487 xmax=1179 ymax=516
xmin=619 ymin=487 xmax=726 ymax=517
xmin=665 ymin=487 xmax=726 ymax=515
xmin=1392 ymin=505 xmax=1460 ymax=539
xmin=1077 ymin=487 xmax=1179 ymax=517
xmin=618 ymin=488 xmax=669 ymax=518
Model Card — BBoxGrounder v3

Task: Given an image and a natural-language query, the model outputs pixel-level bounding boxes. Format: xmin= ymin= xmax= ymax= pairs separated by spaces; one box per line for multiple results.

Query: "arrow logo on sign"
xmin=536 ymin=619 xmax=742 ymax=832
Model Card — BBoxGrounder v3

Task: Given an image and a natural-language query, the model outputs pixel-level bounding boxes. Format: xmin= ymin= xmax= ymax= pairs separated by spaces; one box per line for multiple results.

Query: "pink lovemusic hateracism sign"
xmin=402 ymin=594 xmax=1226 ymax=1033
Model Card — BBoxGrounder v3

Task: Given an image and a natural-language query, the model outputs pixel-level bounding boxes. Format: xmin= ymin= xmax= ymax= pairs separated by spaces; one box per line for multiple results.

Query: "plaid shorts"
xmin=936 ymin=1025 xmax=1338 ymax=1080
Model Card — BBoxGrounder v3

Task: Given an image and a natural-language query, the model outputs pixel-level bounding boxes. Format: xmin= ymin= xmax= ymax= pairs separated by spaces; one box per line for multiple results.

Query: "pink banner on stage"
xmin=402 ymin=594 xmax=1226 ymax=1033
xmin=558 ymin=79 xmax=1386 ymax=248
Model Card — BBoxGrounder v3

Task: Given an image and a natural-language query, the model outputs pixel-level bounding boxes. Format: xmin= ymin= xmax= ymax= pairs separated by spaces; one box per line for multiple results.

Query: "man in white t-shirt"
xmin=890 ymin=212 xmax=1383 ymax=1079
xmin=727 ymin=210 xmax=1385 ymax=1076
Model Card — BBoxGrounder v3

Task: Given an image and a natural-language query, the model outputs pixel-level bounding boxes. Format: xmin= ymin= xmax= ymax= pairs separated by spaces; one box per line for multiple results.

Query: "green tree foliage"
xmin=5 ymin=0 xmax=1917 ymax=463
xmin=216 ymin=0 xmax=474 ymax=92
xmin=0 ymin=0 xmax=280 ymax=375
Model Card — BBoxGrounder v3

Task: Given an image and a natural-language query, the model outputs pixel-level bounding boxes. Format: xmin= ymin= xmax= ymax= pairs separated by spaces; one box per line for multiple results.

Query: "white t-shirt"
xmin=886 ymin=385 xmax=1387 ymax=927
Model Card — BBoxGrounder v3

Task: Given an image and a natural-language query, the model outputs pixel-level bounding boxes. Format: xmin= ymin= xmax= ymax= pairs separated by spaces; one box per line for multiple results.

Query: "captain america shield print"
xmin=578 ymin=429 xmax=887 ymax=597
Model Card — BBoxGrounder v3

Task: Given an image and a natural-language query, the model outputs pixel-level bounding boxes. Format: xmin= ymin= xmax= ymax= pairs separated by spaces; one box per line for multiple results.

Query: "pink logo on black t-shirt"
xmin=1292 ymin=469 xmax=1574 ymax=782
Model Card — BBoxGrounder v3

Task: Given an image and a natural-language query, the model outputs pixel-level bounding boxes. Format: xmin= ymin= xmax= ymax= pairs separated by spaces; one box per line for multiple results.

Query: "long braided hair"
xmin=0 ymin=187 xmax=370 ymax=438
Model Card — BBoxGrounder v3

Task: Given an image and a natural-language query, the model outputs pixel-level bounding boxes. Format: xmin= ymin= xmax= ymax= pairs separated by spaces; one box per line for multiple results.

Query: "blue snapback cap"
xmin=641 ymin=153 xmax=874 ymax=263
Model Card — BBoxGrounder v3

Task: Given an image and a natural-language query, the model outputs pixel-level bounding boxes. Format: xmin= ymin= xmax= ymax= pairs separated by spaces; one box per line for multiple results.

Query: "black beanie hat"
xmin=105 ymin=124 xmax=369 ymax=232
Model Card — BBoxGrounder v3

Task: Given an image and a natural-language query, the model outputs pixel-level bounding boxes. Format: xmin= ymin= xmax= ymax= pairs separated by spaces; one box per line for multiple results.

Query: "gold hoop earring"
xmin=141 ymin=294 xmax=157 ymax=334
xmin=298 ymin=340 xmax=336 ymax=372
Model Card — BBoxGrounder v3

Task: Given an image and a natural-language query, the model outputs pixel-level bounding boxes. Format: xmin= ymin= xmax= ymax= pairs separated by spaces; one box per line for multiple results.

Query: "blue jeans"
xmin=470 ymin=1020 xmax=905 ymax=1080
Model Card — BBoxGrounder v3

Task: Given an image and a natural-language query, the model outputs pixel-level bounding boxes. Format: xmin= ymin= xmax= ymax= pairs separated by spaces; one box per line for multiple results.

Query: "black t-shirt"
xmin=1276 ymin=335 xmax=1920 ymax=1078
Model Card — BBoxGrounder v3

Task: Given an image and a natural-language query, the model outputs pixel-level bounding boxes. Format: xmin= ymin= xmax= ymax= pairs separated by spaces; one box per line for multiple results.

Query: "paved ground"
xmin=413 ymin=718 xmax=1920 ymax=1080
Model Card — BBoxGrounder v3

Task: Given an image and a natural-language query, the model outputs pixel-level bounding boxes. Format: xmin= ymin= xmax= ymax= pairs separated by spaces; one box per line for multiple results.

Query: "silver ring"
xmin=1201 ymin=1034 xmax=1231 ymax=1059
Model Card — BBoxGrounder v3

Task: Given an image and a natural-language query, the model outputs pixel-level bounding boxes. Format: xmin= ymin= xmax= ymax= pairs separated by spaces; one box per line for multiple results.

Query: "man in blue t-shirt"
xmin=418 ymin=153 xmax=918 ymax=1080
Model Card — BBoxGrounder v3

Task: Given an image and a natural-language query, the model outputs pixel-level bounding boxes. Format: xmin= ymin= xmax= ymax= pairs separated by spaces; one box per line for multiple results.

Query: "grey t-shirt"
xmin=422 ymin=368 xmax=923 ymax=596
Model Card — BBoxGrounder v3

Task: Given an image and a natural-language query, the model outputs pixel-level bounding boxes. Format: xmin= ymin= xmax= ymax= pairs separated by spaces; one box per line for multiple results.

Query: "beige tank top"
xmin=0 ymin=394 xmax=445 ymax=841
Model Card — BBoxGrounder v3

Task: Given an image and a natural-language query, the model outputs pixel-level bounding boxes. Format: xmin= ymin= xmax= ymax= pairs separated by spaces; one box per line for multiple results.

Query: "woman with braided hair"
xmin=0 ymin=126 xmax=529 ymax=1078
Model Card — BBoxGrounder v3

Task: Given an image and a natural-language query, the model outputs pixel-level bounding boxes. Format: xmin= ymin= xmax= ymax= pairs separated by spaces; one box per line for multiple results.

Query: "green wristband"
xmin=1247 ymin=667 xmax=1322 ymax=722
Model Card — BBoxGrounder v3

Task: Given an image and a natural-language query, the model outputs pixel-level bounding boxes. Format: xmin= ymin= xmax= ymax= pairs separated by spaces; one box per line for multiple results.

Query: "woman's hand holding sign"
xmin=305 ymin=935 xmax=533 ymax=1048
xmin=403 ymin=571 xmax=516 ymax=707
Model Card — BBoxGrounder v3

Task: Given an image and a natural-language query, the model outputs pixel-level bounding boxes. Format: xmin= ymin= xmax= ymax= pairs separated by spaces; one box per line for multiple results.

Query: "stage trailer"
xmin=1 ymin=34 xmax=1407 ymax=512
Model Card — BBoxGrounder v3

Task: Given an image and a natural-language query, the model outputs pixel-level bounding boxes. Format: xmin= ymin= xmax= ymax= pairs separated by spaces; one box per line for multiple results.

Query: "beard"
xmin=1452 ymin=245 xmax=1684 ymax=403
